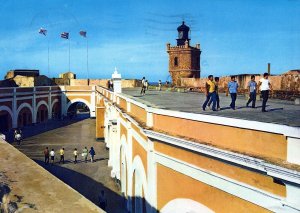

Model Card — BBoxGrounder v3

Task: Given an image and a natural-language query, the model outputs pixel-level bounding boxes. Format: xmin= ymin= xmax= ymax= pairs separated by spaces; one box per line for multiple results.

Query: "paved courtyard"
xmin=13 ymin=117 xmax=126 ymax=213
xmin=123 ymin=88 xmax=300 ymax=127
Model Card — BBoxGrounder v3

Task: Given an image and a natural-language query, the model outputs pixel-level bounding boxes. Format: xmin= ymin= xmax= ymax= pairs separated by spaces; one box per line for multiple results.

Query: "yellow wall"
xmin=153 ymin=114 xmax=287 ymax=161
xmin=157 ymin=164 xmax=271 ymax=213
xmin=154 ymin=141 xmax=286 ymax=197
xmin=132 ymin=138 xmax=148 ymax=175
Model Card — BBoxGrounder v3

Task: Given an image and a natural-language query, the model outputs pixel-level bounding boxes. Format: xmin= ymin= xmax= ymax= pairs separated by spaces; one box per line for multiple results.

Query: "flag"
xmin=39 ymin=28 xmax=47 ymax=36
xmin=79 ymin=30 xmax=87 ymax=37
xmin=61 ymin=32 xmax=69 ymax=39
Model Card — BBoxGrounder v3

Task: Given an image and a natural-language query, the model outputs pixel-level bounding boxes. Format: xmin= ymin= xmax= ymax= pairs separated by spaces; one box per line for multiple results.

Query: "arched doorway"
xmin=51 ymin=101 xmax=61 ymax=119
xmin=36 ymin=103 xmax=49 ymax=123
xmin=17 ymin=107 xmax=32 ymax=128
xmin=0 ymin=107 xmax=12 ymax=133
xmin=67 ymin=102 xmax=90 ymax=119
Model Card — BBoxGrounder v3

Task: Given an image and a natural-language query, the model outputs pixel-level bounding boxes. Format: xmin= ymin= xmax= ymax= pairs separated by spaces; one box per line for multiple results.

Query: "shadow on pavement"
xmin=4 ymin=115 xmax=90 ymax=143
xmin=34 ymin=159 xmax=127 ymax=213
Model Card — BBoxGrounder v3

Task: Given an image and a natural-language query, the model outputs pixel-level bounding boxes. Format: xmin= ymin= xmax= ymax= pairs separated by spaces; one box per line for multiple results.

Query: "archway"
xmin=51 ymin=100 xmax=61 ymax=119
xmin=36 ymin=101 xmax=49 ymax=123
xmin=161 ymin=198 xmax=215 ymax=213
xmin=67 ymin=101 xmax=90 ymax=119
xmin=0 ymin=106 xmax=13 ymax=133
xmin=120 ymin=145 xmax=128 ymax=196
xmin=17 ymin=106 xmax=33 ymax=128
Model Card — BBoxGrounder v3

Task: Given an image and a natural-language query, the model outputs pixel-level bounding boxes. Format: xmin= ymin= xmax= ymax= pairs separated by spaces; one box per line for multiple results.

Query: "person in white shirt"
xmin=50 ymin=149 xmax=55 ymax=165
xmin=258 ymin=73 xmax=273 ymax=112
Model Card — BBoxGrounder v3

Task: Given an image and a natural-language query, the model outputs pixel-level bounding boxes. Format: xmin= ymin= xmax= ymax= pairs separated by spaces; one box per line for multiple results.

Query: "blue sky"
xmin=0 ymin=0 xmax=299 ymax=81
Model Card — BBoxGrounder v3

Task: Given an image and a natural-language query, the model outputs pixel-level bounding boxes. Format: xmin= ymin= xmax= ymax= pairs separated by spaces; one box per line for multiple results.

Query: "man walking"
xmin=59 ymin=147 xmax=65 ymax=164
xmin=82 ymin=147 xmax=88 ymax=163
xmin=258 ymin=73 xmax=272 ymax=112
xmin=158 ymin=80 xmax=162 ymax=91
xmin=202 ymin=75 xmax=217 ymax=111
xmin=44 ymin=147 xmax=49 ymax=165
xmin=246 ymin=75 xmax=257 ymax=108
xmin=74 ymin=148 xmax=78 ymax=164
xmin=208 ymin=77 xmax=220 ymax=110
xmin=227 ymin=76 xmax=239 ymax=110
xmin=50 ymin=149 xmax=55 ymax=165
xmin=140 ymin=77 xmax=146 ymax=95
xmin=89 ymin=147 xmax=96 ymax=163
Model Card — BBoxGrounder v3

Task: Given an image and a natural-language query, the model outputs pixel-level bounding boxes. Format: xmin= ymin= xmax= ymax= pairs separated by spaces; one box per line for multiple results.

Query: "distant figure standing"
xmin=140 ymin=77 xmax=146 ymax=95
xmin=258 ymin=73 xmax=272 ymax=112
xmin=158 ymin=80 xmax=162 ymax=91
xmin=59 ymin=148 xmax=65 ymax=164
xmin=14 ymin=129 xmax=22 ymax=145
xmin=50 ymin=149 xmax=55 ymax=165
xmin=145 ymin=80 xmax=149 ymax=90
xmin=202 ymin=75 xmax=217 ymax=111
xmin=208 ymin=77 xmax=220 ymax=110
xmin=82 ymin=147 xmax=88 ymax=163
xmin=74 ymin=148 xmax=78 ymax=164
xmin=227 ymin=76 xmax=239 ymax=110
xmin=89 ymin=147 xmax=95 ymax=163
xmin=44 ymin=147 xmax=49 ymax=165
xmin=246 ymin=75 xmax=257 ymax=108
xmin=98 ymin=190 xmax=107 ymax=210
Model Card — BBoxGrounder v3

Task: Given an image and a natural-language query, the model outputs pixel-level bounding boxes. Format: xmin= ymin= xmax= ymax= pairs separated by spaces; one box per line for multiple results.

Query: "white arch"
xmin=66 ymin=98 xmax=91 ymax=112
xmin=16 ymin=103 xmax=33 ymax=117
xmin=36 ymin=100 xmax=49 ymax=112
xmin=161 ymin=198 xmax=215 ymax=213
xmin=129 ymin=155 xmax=148 ymax=213
xmin=0 ymin=105 xmax=13 ymax=118
xmin=119 ymin=135 xmax=129 ymax=195
xmin=51 ymin=98 xmax=59 ymax=111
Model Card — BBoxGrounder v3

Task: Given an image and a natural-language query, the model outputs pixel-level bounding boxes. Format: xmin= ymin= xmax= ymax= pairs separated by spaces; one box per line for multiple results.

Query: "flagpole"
xmin=87 ymin=37 xmax=89 ymax=80
xmin=68 ymin=37 xmax=70 ymax=72
xmin=47 ymin=38 xmax=50 ymax=76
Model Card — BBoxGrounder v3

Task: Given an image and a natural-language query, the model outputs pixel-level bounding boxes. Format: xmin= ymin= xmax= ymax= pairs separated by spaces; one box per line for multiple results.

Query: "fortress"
xmin=0 ymin=22 xmax=300 ymax=213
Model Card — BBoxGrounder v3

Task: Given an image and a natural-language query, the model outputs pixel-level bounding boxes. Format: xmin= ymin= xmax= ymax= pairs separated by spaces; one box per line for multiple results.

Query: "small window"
xmin=174 ymin=57 xmax=178 ymax=66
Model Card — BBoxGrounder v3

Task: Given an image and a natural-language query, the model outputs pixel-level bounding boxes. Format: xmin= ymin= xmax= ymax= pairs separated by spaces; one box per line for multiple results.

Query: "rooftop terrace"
xmin=122 ymin=88 xmax=300 ymax=127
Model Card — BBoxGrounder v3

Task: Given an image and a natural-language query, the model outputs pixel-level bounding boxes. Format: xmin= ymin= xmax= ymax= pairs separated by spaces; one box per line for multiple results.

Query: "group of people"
xmin=43 ymin=146 xmax=96 ymax=165
xmin=140 ymin=77 xmax=149 ymax=95
xmin=203 ymin=72 xmax=272 ymax=112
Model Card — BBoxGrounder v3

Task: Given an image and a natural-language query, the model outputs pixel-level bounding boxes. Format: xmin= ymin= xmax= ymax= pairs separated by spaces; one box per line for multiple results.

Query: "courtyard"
xmin=13 ymin=116 xmax=126 ymax=213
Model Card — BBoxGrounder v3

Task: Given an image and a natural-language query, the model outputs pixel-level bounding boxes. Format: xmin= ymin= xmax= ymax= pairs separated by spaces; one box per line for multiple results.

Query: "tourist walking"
xmin=158 ymin=80 xmax=162 ymax=91
xmin=246 ymin=75 xmax=257 ymax=108
xmin=59 ymin=147 xmax=65 ymax=164
xmin=140 ymin=77 xmax=146 ymax=95
xmin=258 ymin=73 xmax=272 ymax=112
xmin=89 ymin=147 xmax=96 ymax=163
xmin=145 ymin=80 xmax=149 ymax=90
xmin=44 ymin=147 xmax=49 ymax=165
xmin=73 ymin=148 xmax=78 ymax=164
xmin=82 ymin=147 xmax=88 ymax=163
xmin=227 ymin=76 xmax=239 ymax=110
xmin=98 ymin=190 xmax=107 ymax=210
xmin=208 ymin=77 xmax=220 ymax=110
xmin=50 ymin=149 xmax=55 ymax=165
xmin=14 ymin=129 xmax=22 ymax=145
xmin=202 ymin=75 xmax=217 ymax=111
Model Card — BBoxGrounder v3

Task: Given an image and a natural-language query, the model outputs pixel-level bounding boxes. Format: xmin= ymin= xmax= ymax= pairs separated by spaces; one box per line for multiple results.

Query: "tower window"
xmin=174 ymin=57 xmax=178 ymax=66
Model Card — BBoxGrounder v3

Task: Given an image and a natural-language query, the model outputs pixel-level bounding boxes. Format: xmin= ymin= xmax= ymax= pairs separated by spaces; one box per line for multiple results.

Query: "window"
xmin=174 ymin=57 xmax=178 ymax=66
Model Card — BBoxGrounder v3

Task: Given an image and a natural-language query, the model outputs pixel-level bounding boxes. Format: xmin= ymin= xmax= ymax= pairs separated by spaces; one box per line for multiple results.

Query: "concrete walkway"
xmin=122 ymin=88 xmax=300 ymax=127
xmin=13 ymin=117 xmax=127 ymax=213
xmin=0 ymin=138 xmax=103 ymax=213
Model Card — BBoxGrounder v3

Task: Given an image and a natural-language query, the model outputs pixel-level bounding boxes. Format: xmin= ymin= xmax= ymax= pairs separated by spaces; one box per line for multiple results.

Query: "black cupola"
xmin=176 ymin=21 xmax=190 ymax=46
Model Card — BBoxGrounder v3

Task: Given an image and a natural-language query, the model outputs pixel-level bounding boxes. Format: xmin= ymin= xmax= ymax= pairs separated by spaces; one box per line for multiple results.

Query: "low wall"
xmin=70 ymin=79 xmax=141 ymax=88
xmin=181 ymin=71 xmax=300 ymax=96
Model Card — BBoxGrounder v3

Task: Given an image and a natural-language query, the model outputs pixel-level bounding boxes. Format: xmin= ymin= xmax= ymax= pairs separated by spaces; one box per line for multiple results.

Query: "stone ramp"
xmin=0 ymin=139 xmax=104 ymax=213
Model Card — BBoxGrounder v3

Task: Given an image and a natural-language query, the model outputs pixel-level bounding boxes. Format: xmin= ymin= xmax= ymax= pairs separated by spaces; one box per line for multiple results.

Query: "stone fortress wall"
xmin=180 ymin=70 xmax=300 ymax=99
